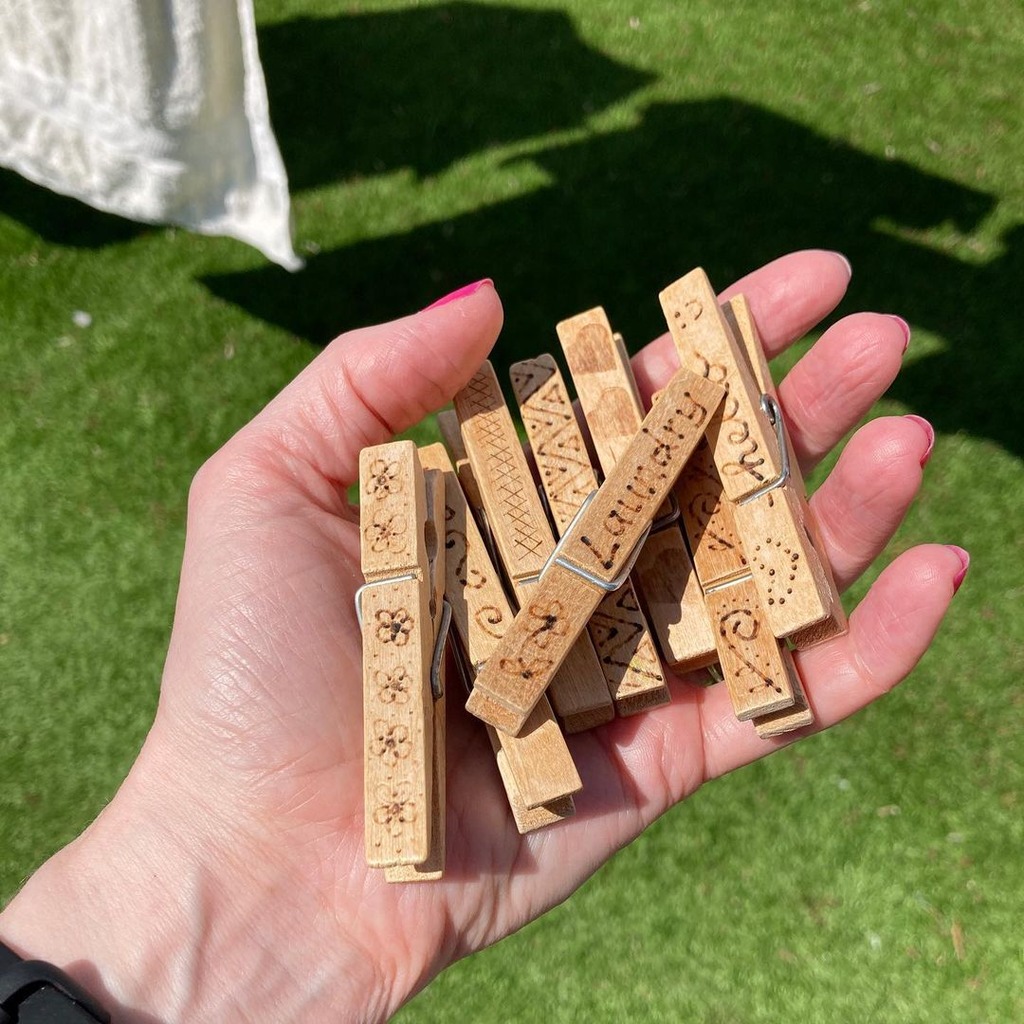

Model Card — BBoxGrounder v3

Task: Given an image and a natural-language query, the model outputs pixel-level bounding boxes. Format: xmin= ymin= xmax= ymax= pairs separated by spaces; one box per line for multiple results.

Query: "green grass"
xmin=2 ymin=0 xmax=1022 ymax=1020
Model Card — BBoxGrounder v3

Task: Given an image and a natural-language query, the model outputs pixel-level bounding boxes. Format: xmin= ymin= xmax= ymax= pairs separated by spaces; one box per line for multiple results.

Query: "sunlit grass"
xmin=2 ymin=1 xmax=1021 ymax=1020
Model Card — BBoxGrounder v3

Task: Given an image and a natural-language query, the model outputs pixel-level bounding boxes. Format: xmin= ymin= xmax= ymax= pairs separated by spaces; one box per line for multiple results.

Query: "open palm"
xmin=12 ymin=252 xmax=962 ymax=1023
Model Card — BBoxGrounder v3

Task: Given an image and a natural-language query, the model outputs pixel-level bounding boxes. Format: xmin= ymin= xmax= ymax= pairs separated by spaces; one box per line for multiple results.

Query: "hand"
xmin=0 ymin=253 xmax=965 ymax=1023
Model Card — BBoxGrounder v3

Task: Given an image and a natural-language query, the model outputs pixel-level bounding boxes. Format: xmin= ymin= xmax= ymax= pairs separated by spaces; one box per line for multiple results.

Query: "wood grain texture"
xmin=587 ymin=583 xmax=670 ymax=714
xmin=453 ymin=362 xmax=552 ymax=583
xmin=360 ymin=439 xmax=427 ymax=581
xmin=675 ymin=434 xmax=750 ymax=588
xmin=453 ymin=363 xmax=613 ymax=733
xmin=449 ymin=622 xmax=576 ymax=831
xmin=471 ymin=369 xmax=722 ymax=734
xmin=558 ymin=370 xmax=723 ymax=583
xmin=732 ymin=485 xmax=834 ymax=640
xmin=556 ymin=310 xmax=645 ymax=472
xmin=510 ymin=355 xmax=669 ymax=713
xmin=438 ymin=408 xmax=485 ymax=513
xmin=631 ymin=530 xmax=719 ymax=672
xmin=359 ymin=441 xmax=434 ymax=866
xmin=557 ymin=308 xmax=717 ymax=669
xmin=418 ymin=444 xmax=582 ymax=809
xmin=494 ymin=746 xmax=576 ymax=833
xmin=705 ymin=573 xmax=796 ymax=721
xmin=468 ymin=561 xmax=605 ymax=733
xmin=660 ymin=270 xmax=783 ymax=502
xmin=724 ymin=295 xmax=846 ymax=647
xmin=386 ymin=469 xmax=447 ymax=881
xmin=753 ymin=650 xmax=814 ymax=738
xmin=509 ymin=356 xmax=598 ymax=536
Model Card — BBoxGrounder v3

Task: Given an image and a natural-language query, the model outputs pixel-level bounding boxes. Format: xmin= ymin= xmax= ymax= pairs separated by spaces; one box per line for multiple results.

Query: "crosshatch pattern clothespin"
xmin=359 ymin=441 xmax=437 ymax=868
xmin=468 ymin=368 xmax=724 ymax=736
xmin=510 ymin=355 xmax=670 ymax=715
xmin=557 ymin=310 xmax=718 ymax=673
xmin=452 ymin=361 xmax=615 ymax=734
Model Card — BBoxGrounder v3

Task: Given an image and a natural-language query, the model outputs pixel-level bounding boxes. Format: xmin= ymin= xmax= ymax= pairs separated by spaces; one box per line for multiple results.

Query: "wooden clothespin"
xmin=668 ymin=412 xmax=813 ymax=731
xmin=437 ymin=409 xmax=509 ymax=595
xmin=557 ymin=310 xmax=718 ymax=672
xmin=451 ymin=638 xmax=577 ymax=832
xmin=384 ymin=467 xmax=448 ymax=880
xmin=468 ymin=368 xmax=724 ymax=735
xmin=723 ymin=295 xmax=846 ymax=649
xmin=661 ymin=270 xmax=785 ymax=502
xmin=437 ymin=410 xmax=486 ymax=515
xmin=452 ymin=361 xmax=615 ymax=734
xmin=510 ymin=355 xmax=670 ymax=714
xmin=419 ymin=443 xmax=580 ymax=830
xmin=660 ymin=269 xmax=843 ymax=734
xmin=359 ymin=441 xmax=447 ymax=870
xmin=661 ymin=269 xmax=842 ymax=643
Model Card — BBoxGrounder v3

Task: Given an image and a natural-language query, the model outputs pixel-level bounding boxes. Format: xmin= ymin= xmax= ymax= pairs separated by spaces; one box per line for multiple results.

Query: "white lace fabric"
xmin=0 ymin=0 xmax=301 ymax=270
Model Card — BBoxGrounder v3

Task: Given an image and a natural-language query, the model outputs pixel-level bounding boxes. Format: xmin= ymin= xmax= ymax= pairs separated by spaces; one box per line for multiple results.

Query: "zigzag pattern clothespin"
xmin=510 ymin=354 xmax=670 ymax=715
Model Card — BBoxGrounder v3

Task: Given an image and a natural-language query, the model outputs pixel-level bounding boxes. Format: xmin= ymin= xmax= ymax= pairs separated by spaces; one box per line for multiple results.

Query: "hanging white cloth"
xmin=0 ymin=0 xmax=301 ymax=270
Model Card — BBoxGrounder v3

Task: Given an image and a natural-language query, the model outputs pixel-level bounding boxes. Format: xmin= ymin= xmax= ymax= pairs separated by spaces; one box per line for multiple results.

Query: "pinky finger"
xmin=700 ymin=544 xmax=968 ymax=780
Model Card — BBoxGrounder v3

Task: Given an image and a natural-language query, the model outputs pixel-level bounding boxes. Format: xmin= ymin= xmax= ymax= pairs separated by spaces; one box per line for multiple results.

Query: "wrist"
xmin=0 ymin=752 xmax=391 ymax=1023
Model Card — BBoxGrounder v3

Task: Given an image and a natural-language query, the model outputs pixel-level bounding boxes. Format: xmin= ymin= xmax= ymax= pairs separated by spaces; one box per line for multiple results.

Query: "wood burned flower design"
xmin=375 ymin=608 xmax=413 ymax=646
xmin=375 ymin=667 xmax=410 ymax=704
xmin=367 ymin=511 xmax=408 ymax=554
xmin=371 ymin=720 xmax=412 ymax=766
xmin=372 ymin=783 xmax=417 ymax=836
xmin=366 ymin=458 xmax=401 ymax=498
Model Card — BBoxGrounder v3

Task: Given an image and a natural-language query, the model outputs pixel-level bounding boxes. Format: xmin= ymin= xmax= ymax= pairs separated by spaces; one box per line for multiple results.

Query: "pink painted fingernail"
xmin=887 ymin=314 xmax=911 ymax=352
xmin=904 ymin=415 xmax=934 ymax=466
xmin=423 ymin=279 xmax=493 ymax=310
xmin=947 ymin=546 xmax=970 ymax=593
xmin=830 ymin=251 xmax=853 ymax=280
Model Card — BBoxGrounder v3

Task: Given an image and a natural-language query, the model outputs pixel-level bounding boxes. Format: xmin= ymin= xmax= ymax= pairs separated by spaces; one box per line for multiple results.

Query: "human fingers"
xmin=219 ymin=280 xmax=503 ymax=489
xmin=779 ymin=312 xmax=909 ymax=471
xmin=543 ymin=418 xmax=933 ymax=828
xmin=697 ymin=543 xmax=968 ymax=780
xmin=631 ymin=249 xmax=852 ymax=402
xmin=809 ymin=415 xmax=933 ymax=592
xmin=161 ymin=282 xmax=502 ymax=754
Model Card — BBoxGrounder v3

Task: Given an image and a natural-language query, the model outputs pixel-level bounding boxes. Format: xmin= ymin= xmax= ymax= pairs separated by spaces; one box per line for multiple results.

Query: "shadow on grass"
xmin=0 ymin=3 xmax=1018 ymax=455
xmin=208 ymin=4 xmax=1020 ymax=455
xmin=259 ymin=2 xmax=656 ymax=190
xmin=0 ymin=168 xmax=145 ymax=247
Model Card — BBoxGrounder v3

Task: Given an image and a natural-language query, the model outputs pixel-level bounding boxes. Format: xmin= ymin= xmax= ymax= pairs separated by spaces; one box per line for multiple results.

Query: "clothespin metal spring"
xmin=737 ymin=395 xmax=791 ymax=506
xmin=519 ymin=490 xmax=652 ymax=593
xmin=355 ymin=578 xmax=451 ymax=699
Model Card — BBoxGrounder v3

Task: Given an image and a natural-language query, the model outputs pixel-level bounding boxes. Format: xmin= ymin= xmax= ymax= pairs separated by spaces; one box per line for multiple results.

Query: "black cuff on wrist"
xmin=0 ymin=942 xmax=109 ymax=1024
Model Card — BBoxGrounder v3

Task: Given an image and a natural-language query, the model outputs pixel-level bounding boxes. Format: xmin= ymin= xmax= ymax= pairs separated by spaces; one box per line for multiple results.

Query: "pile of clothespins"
xmin=357 ymin=267 xmax=845 ymax=880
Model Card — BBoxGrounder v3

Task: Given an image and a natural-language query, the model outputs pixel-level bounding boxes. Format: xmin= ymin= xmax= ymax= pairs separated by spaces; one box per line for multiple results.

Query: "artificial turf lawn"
xmin=1 ymin=0 xmax=1022 ymax=1020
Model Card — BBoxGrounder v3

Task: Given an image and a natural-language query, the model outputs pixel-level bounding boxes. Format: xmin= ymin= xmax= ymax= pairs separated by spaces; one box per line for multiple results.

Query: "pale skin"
xmin=0 ymin=251 xmax=966 ymax=1022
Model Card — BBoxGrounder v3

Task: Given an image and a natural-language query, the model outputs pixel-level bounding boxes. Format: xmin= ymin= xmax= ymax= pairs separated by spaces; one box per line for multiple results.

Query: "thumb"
xmin=238 ymin=279 xmax=502 ymax=486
